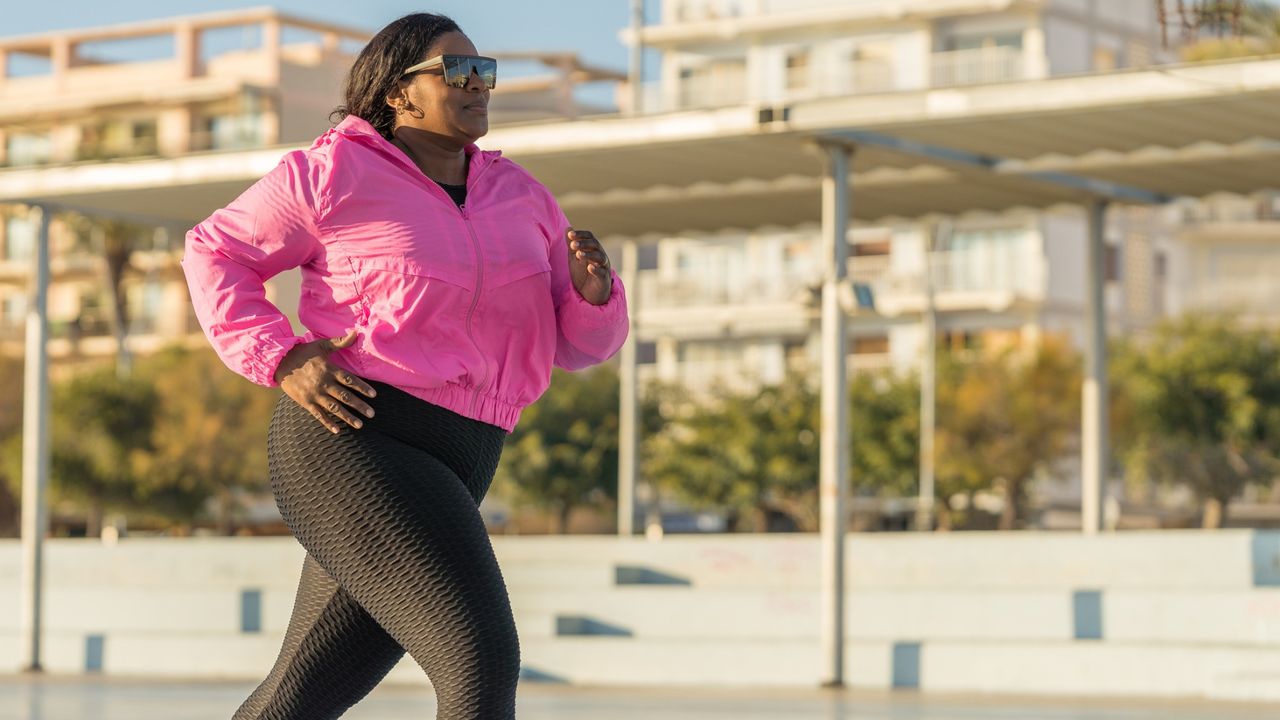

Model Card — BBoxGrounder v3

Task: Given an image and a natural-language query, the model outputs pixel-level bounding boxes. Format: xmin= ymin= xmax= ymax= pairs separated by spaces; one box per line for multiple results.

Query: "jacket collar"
xmin=324 ymin=114 xmax=502 ymax=179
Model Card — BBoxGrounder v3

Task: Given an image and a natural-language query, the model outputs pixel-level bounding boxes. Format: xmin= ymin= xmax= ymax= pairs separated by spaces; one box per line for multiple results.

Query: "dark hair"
xmin=331 ymin=13 xmax=463 ymax=140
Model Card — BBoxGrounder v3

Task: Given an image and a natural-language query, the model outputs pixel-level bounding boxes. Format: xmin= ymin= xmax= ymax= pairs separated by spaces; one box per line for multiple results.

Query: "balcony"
xmin=1184 ymin=278 xmax=1280 ymax=320
xmin=659 ymin=45 xmax=1028 ymax=113
xmin=930 ymin=46 xmax=1025 ymax=88
xmin=852 ymin=249 xmax=1045 ymax=315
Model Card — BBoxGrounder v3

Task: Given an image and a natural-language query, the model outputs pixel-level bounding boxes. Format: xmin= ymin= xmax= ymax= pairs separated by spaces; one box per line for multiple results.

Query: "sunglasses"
xmin=402 ymin=54 xmax=498 ymax=89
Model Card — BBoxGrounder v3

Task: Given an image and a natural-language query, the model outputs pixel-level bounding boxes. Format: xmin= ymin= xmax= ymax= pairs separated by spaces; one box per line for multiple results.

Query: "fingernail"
xmin=365 ymin=409 xmax=374 ymax=418
xmin=354 ymin=420 xmax=363 ymax=428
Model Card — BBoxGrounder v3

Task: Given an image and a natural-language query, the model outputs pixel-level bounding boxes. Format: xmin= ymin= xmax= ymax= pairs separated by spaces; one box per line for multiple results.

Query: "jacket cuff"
xmin=246 ymin=335 xmax=308 ymax=388
xmin=560 ymin=269 xmax=627 ymax=329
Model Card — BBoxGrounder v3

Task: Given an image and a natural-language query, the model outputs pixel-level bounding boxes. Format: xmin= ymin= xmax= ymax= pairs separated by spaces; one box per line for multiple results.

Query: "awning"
xmin=1 ymin=56 xmax=1277 ymax=230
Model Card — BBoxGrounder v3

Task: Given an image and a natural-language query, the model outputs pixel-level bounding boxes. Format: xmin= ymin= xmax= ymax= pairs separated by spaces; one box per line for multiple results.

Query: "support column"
xmin=50 ymin=37 xmax=72 ymax=93
xmin=916 ymin=220 xmax=941 ymax=532
xmin=628 ymin=0 xmax=645 ymax=115
xmin=261 ymin=18 xmax=282 ymax=83
xmin=20 ymin=204 xmax=52 ymax=672
xmin=1082 ymin=200 xmax=1109 ymax=536
xmin=1022 ymin=16 xmax=1048 ymax=79
xmin=617 ymin=239 xmax=640 ymax=536
xmin=175 ymin=21 xmax=200 ymax=79
xmin=816 ymin=140 xmax=853 ymax=688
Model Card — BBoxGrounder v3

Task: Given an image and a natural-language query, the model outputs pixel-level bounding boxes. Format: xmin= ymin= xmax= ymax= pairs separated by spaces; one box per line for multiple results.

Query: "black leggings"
xmin=234 ymin=379 xmax=518 ymax=720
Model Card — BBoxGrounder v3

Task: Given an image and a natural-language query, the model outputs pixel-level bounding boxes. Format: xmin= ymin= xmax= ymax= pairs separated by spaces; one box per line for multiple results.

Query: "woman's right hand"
xmin=273 ymin=329 xmax=377 ymax=434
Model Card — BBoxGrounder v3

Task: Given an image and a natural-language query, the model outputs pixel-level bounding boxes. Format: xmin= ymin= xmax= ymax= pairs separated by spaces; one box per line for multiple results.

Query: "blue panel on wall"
xmin=555 ymin=615 xmax=633 ymax=637
xmin=1073 ymin=590 xmax=1104 ymax=640
xmin=891 ymin=642 xmax=921 ymax=689
xmin=84 ymin=634 xmax=105 ymax=673
xmin=614 ymin=565 xmax=691 ymax=586
xmin=1252 ymin=532 xmax=1280 ymax=587
xmin=241 ymin=589 xmax=262 ymax=634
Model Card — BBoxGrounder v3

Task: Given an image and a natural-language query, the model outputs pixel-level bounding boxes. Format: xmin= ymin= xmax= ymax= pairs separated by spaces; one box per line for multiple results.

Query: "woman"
xmin=181 ymin=13 xmax=628 ymax=720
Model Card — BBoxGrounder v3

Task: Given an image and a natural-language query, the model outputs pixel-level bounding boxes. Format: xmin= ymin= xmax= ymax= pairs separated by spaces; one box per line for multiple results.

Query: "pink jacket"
xmin=182 ymin=114 xmax=629 ymax=432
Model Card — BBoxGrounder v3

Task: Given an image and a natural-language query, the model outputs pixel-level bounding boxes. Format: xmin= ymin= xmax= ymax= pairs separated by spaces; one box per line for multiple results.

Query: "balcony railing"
xmin=930 ymin=46 xmax=1025 ymax=88
xmin=661 ymin=47 xmax=1026 ymax=112
xmin=636 ymin=269 xmax=814 ymax=308
xmin=635 ymin=249 xmax=1042 ymax=315
xmin=1185 ymin=278 xmax=1280 ymax=315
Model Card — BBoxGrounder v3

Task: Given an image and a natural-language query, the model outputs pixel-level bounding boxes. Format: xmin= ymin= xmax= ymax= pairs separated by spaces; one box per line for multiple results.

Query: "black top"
xmin=436 ymin=181 xmax=467 ymax=208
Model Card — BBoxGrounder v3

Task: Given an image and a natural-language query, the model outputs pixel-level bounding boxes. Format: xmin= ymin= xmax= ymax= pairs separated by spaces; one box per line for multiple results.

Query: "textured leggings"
xmin=234 ymin=378 xmax=518 ymax=720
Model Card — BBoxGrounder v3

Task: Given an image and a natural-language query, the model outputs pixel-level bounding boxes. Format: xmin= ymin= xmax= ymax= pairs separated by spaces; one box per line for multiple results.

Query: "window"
xmin=785 ymin=50 xmax=810 ymax=92
xmin=945 ymin=32 xmax=1023 ymax=52
xmin=203 ymin=114 xmax=264 ymax=151
xmin=637 ymin=341 xmax=657 ymax=365
xmin=129 ymin=281 xmax=167 ymax=334
xmin=6 ymin=132 xmax=54 ymax=167
xmin=853 ymin=335 xmax=889 ymax=355
xmin=3 ymin=216 xmax=36 ymax=262
xmin=853 ymin=240 xmax=891 ymax=257
xmin=78 ymin=118 xmax=159 ymax=160
xmin=2 ymin=293 xmax=25 ymax=326
xmin=850 ymin=41 xmax=895 ymax=93
xmin=637 ymin=244 xmax=659 ymax=271
xmin=1093 ymin=46 xmax=1119 ymax=72
xmin=1105 ymin=244 xmax=1122 ymax=283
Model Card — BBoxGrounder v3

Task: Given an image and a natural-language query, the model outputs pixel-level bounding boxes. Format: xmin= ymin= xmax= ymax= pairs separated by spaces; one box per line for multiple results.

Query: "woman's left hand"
xmin=566 ymin=229 xmax=613 ymax=305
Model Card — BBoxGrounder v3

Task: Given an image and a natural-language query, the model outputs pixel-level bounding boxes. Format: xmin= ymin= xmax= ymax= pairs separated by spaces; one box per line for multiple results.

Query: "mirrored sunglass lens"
xmin=443 ymin=57 xmax=496 ymax=88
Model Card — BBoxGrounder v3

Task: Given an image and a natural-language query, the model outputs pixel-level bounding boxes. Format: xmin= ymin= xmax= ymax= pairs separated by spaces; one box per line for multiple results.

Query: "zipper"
xmin=459 ymin=202 xmax=489 ymax=417
xmin=355 ymin=130 xmax=499 ymax=417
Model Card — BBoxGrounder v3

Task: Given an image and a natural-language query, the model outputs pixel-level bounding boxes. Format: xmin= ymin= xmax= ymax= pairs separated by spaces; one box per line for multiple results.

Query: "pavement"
xmin=2 ymin=675 xmax=1277 ymax=720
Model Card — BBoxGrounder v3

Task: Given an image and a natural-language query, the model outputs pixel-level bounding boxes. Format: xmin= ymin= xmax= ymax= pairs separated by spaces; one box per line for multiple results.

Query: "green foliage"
xmin=47 ymin=365 xmax=159 ymax=531
xmin=0 ymin=345 xmax=278 ymax=534
xmin=850 ymin=372 xmax=920 ymax=497
xmin=1179 ymin=1 xmax=1280 ymax=59
xmin=131 ymin=345 xmax=278 ymax=530
xmin=644 ymin=374 xmax=820 ymax=532
xmin=494 ymin=365 xmax=628 ymax=533
xmin=935 ymin=339 xmax=1082 ymax=529
xmin=1112 ymin=314 xmax=1280 ymax=526
xmin=0 ymin=354 xmax=24 ymax=535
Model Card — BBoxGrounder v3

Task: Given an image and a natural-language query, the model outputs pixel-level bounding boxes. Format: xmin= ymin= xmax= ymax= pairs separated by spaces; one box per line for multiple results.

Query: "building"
xmin=1171 ymin=190 xmax=1280 ymax=326
xmin=622 ymin=0 xmax=1192 ymax=392
xmin=0 ymin=8 xmax=619 ymax=375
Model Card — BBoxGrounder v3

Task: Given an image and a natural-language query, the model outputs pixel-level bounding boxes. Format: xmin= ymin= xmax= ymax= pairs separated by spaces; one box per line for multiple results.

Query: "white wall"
xmin=4 ymin=531 xmax=1279 ymax=700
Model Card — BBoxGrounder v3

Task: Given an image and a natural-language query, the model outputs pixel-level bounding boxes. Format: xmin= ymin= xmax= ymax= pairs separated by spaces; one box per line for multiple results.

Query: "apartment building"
xmin=615 ymin=0 xmax=1199 ymax=393
xmin=0 ymin=9 xmax=618 ymax=373
xmin=1170 ymin=191 xmax=1280 ymax=327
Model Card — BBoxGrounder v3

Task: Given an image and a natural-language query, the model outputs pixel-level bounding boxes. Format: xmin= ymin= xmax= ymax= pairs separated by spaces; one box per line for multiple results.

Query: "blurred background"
xmin=2 ymin=0 xmax=1280 ymax=715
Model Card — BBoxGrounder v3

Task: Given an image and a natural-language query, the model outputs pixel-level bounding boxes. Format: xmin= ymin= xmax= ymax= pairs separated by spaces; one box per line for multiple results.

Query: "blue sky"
xmin=2 ymin=1 xmax=657 ymax=108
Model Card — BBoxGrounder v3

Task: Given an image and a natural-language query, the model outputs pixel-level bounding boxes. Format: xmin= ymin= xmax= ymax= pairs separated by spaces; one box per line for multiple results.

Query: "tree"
xmin=0 ymin=354 xmax=24 ymax=536
xmin=1112 ymin=314 xmax=1280 ymax=528
xmin=64 ymin=214 xmax=154 ymax=377
xmin=935 ymin=339 xmax=1082 ymax=530
xmin=849 ymin=371 xmax=921 ymax=500
xmin=40 ymin=365 xmax=158 ymax=536
xmin=644 ymin=374 xmax=819 ymax=532
xmin=131 ymin=345 xmax=279 ymax=533
xmin=1158 ymin=1 xmax=1280 ymax=58
xmin=494 ymin=366 xmax=626 ymax=533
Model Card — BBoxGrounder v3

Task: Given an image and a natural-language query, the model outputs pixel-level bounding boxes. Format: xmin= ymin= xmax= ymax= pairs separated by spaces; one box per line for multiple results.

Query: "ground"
xmin=1 ymin=675 xmax=1277 ymax=720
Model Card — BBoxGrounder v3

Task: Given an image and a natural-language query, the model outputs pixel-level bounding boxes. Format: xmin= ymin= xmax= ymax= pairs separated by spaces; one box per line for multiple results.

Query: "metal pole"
xmin=629 ymin=0 xmax=645 ymax=115
xmin=1082 ymin=200 xmax=1109 ymax=536
xmin=617 ymin=239 xmax=639 ymax=536
xmin=916 ymin=220 xmax=940 ymax=532
xmin=817 ymin=141 xmax=852 ymax=688
xmin=20 ymin=204 xmax=52 ymax=672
